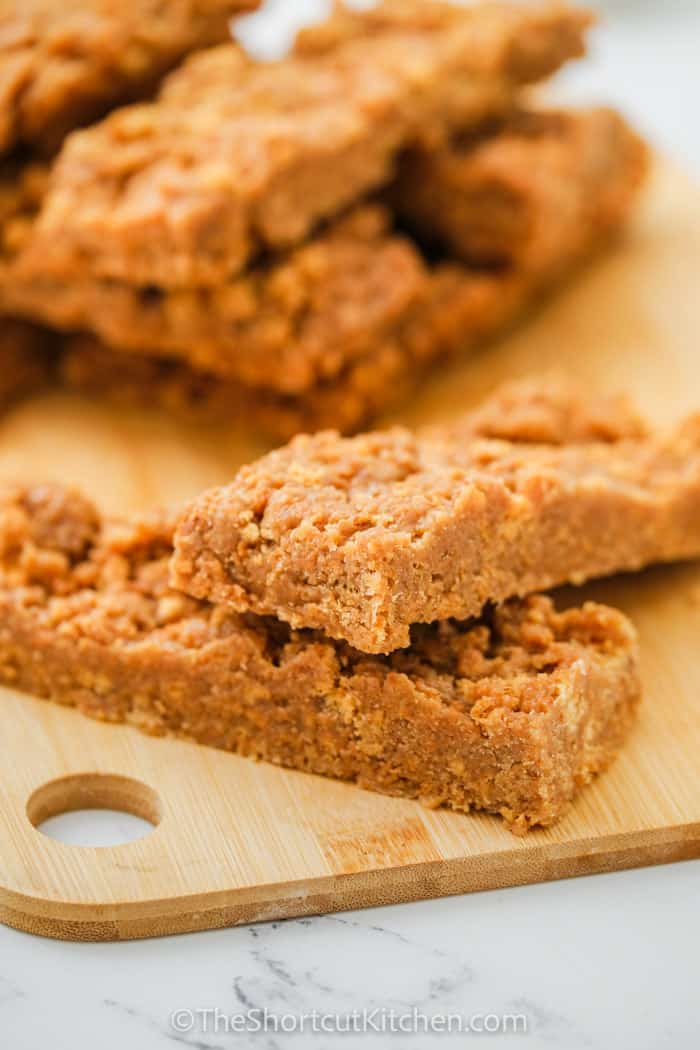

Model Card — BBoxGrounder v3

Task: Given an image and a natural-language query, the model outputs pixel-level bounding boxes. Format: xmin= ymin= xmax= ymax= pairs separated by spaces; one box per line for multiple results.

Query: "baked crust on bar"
xmin=15 ymin=1 xmax=591 ymax=287
xmin=0 ymin=482 xmax=639 ymax=832
xmin=0 ymin=0 xmax=259 ymax=155
xmin=172 ymin=394 xmax=700 ymax=653
xmin=390 ymin=106 xmax=649 ymax=272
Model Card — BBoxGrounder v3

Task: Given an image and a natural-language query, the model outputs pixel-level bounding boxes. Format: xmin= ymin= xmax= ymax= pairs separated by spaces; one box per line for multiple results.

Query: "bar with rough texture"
xmin=15 ymin=1 xmax=591 ymax=287
xmin=53 ymin=266 xmax=537 ymax=438
xmin=172 ymin=395 xmax=700 ymax=653
xmin=0 ymin=0 xmax=260 ymax=155
xmin=50 ymin=241 xmax=635 ymax=440
xmin=5 ymin=206 xmax=431 ymax=395
xmin=390 ymin=106 xmax=648 ymax=273
xmin=1 ymin=106 xmax=647 ymax=399
xmin=0 ymin=482 xmax=639 ymax=833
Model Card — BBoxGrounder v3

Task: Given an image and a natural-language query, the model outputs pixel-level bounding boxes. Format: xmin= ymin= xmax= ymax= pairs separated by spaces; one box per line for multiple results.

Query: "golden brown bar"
xmin=15 ymin=1 xmax=591 ymax=287
xmin=424 ymin=375 xmax=649 ymax=446
xmin=53 ymin=262 xmax=536 ymax=437
xmin=0 ymin=482 xmax=639 ymax=832
xmin=172 ymin=397 xmax=700 ymax=653
xmin=390 ymin=106 xmax=648 ymax=272
xmin=56 ymin=332 xmax=426 ymax=440
xmin=6 ymin=206 xmax=429 ymax=395
xmin=0 ymin=0 xmax=260 ymax=155
xmin=2 ymin=104 xmax=646 ymax=397
xmin=52 ymin=233 xmax=643 ymax=442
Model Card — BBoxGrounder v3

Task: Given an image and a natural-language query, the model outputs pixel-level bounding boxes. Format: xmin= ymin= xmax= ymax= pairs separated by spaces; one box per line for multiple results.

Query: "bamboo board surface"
xmin=1 ymin=160 xmax=699 ymax=941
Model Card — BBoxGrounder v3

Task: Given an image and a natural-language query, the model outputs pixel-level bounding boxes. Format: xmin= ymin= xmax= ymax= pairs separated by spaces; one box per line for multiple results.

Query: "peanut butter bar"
xmin=53 ymin=261 xmax=537 ymax=438
xmin=2 ymin=104 xmax=645 ymax=396
xmin=17 ymin=1 xmax=591 ymax=287
xmin=423 ymin=375 xmax=649 ymax=446
xmin=0 ymin=482 xmax=639 ymax=832
xmin=172 ymin=398 xmax=700 ymax=653
xmin=0 ymin=0 xmax=260 ymax=155
xmin=53 ymin=201 xmax=644 ymax=440
xmin=390 ymin=106 xmax=649 ymax=272
xmin=56 ymin=332 xmax=429 ymax=440
xmin=6 ymin=206 xmax=429 ymax=395
xmin=0 ymin=163 xmax=574 ymax=436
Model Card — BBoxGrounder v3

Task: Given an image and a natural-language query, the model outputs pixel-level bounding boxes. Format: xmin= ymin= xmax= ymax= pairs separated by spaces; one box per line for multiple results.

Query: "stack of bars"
xmin=0 ymin=0 xmax=649 ymax=436
xmin=2 ymin=377 xmax=700 ymax=831
xmin=0 ymin=0 xmax=261 ymax=408
xmin=2 ymin=1 xmax=693 ymax=837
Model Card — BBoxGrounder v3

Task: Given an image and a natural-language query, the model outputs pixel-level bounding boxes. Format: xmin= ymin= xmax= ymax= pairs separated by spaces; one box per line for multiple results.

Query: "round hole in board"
xmin=26 ymin=773 xmax=162 ymax=848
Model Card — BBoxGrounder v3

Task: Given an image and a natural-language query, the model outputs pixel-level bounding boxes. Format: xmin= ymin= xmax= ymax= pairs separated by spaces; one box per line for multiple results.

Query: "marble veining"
xmin=2 ymin=5 xmax=700 ymax=1049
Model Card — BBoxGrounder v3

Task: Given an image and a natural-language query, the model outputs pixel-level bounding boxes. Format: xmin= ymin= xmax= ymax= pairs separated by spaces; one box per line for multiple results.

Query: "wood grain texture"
xmin=1 ymin=159 xmax=699 ymax=941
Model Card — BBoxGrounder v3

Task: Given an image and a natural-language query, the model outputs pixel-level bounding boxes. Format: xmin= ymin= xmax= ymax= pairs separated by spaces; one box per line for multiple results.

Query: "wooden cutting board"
xmin=1 ymin=160 xmax=699 ymax=942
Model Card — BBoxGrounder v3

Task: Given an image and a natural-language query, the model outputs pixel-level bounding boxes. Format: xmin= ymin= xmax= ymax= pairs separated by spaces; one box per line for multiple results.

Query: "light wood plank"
xmin=1 ymin=160 xmax=699 ymax=941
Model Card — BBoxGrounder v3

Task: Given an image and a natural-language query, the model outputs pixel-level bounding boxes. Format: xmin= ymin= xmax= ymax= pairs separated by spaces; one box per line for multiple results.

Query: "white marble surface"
xmin=2 ymin=4 xmax=700 ymax=1048
xmin=2 ymin=860 xmax=699 ymax=1049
